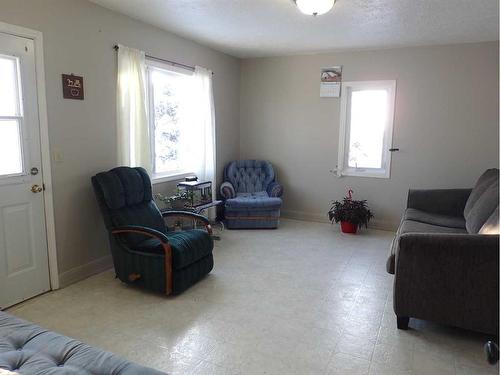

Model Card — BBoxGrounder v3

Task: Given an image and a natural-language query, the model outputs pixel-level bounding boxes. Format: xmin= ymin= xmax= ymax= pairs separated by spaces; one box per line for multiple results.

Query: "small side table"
xmin=161 ymin=200 xmax=224 ymax=240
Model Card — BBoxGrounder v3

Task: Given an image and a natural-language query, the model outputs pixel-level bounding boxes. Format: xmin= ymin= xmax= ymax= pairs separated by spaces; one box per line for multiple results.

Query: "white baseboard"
xmin=281 ymin=209 xmax=397 ymax=232
xmin=58 ymin=255 xmax=113 ymax=288
xmin=282 ymin=209 xmax=330 ymax=224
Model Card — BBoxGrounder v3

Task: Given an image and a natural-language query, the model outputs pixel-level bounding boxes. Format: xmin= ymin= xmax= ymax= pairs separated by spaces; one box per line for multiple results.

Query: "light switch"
xmin=53 ymin=149 xmax=63 ymax=162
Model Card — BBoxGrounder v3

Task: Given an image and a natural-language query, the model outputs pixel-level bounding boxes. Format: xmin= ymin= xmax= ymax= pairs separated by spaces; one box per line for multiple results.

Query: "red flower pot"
xmin=340 ymin=221 xmax=357 ymax=234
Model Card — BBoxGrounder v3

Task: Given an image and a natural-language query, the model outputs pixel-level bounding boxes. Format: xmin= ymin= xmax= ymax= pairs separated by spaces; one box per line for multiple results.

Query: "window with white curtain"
xmin=337 ymin=80 xmax=396 ymax=178
xmin=117 ymin=44 xmax=215 ymax=194
xmin=146 ymin=60 xmax=194 ymax=182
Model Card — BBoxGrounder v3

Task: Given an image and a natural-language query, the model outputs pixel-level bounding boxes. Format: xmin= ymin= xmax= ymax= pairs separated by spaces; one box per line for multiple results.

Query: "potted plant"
xmin=328 ymin=189 xmax=373 ymax=234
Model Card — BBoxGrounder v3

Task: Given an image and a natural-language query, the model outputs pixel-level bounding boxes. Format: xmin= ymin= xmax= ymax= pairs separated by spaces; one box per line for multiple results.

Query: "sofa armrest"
xmin=394 ymin=233 xmax=499 ymax=334
xmin=267 ymin=182 xmax=284 ymax=198
xmin=407 ymin=188 xmax=472 ymax=217
xmin=220 ymin=181 xmax=236 ymax=199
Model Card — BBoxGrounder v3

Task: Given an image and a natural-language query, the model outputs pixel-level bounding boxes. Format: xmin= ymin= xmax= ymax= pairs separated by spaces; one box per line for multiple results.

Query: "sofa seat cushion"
xmin=399 ymin=220 xmax=467 ymax=235
xmin=387 ymin=218 xmax=467 ymax=274
xmin=225 ymin=192 xmax=282 ymax=210
xmin=404 ymin=208 xmax=466 ymax=229
xmin=134 ymin=229 xmax=213 ymax=270
xmin=0 ymin=312 xmax=164 ymax=375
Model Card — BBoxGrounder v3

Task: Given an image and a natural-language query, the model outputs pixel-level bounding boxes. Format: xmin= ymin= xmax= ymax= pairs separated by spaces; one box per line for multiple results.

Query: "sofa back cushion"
xmin=464 ymin=169 xmax=499 ymax=218
xmin=465 ymin=179 xmax=499 ymax=233
xmin=479 ymin=206 xmax=500 ymax=235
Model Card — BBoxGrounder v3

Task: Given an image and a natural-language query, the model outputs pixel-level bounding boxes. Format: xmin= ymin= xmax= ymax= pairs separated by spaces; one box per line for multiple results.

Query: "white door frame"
xmin=0 ymin=21 xmax=59 ymax=290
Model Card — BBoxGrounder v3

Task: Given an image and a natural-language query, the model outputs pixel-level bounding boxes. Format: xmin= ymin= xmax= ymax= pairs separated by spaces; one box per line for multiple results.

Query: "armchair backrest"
xmin=92 ymin=167 xmax=166 ymax=245
xmin=224 ymin=160 xmax=275 ymax=193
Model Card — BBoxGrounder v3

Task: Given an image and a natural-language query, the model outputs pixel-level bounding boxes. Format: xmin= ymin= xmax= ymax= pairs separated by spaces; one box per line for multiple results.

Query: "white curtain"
xmin=116 ymin=44 xmax=151 ymax=172
xmin=188 ymin=66 xmax=216 ymax=218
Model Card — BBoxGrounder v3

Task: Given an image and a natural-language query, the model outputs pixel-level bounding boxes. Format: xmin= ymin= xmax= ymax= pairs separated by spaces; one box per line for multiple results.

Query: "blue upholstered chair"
xmin=92 ymin=167 xmax=214 ymax=295
xmin=220 ymin=160 xmax=283 ymax=229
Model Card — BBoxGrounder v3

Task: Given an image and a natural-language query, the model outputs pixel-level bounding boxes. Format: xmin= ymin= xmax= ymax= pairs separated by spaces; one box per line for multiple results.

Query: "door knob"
xmin=31 ymin=184 xmax=43 ymax=193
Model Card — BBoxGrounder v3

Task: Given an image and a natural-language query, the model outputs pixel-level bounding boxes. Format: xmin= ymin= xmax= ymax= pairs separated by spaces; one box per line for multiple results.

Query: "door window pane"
xmin=0 ymin=56 xmax=21 ymax=116
xmin=0 ymin=120 xmax=23 ymax=176
xmin=347 ymin=89 xmax=388 ymax=169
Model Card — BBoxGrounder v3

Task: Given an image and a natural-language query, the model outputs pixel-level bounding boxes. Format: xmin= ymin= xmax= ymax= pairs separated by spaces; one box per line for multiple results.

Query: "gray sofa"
xmin=387 ymin=169 xmax=499 ymax=335
xmin=0 ymin=311 xmax=165 ymax=374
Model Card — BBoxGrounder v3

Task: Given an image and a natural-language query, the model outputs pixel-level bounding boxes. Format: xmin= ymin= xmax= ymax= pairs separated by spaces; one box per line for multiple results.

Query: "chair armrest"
xmin=112 ymin=225 xmax=169 ymax=243
xmin=394 ymin=233 xmax=499 ymax=332
xmin=112 ymin=225 xmax=173 ymax=295
xmin=161 ymin=211 xmax=212 ymax=235
xmin=267 ymin=182 xmax=284 ymax=198
xmin=407 ymin=188 xmax=471 ymax=217
xmin=220 ymin=181 xmax=236 ymax=199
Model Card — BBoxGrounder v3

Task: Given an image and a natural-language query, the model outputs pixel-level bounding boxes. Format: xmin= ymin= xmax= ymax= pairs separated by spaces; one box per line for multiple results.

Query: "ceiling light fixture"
xmin=294 ymin=0 xmax=335 ymax=16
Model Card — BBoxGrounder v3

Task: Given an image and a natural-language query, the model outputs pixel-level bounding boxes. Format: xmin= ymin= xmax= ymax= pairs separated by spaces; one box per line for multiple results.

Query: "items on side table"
xmin=220 ymin=160 xmax=283 ymax=229
xmin=387 ymin=168 xmax=499 ymax=335
xmin=177 ymin=180 xmax=213 ymax=207
xmin=91 ymin=166 xmax=214 ymax=296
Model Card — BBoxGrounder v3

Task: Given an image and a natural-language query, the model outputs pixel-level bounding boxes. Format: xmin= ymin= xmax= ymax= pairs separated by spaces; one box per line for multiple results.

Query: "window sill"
xmin=152 ymin=172 xmax=194 ymax=185
xmin=338 ymin=169 xmax=390 ymax=179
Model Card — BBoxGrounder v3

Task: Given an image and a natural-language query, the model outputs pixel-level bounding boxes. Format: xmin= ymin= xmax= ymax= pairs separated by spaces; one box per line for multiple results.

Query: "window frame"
xmin=145 ymin=59 xmax=194 ymax=183
xmin=337 ymin=80 xmax=396 ymax=179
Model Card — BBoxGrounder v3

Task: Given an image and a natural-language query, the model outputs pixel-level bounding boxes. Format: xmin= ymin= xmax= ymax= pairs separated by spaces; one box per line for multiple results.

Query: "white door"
xmin=0 ymin=32 xmax=50 ymax=309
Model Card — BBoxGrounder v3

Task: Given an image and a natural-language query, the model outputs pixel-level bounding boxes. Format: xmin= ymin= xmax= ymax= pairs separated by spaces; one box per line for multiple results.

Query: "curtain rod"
xmin=113 ymin=45 xmax=214 ymax=75
xmin=113 ymin=44 xmax=198 ymax=73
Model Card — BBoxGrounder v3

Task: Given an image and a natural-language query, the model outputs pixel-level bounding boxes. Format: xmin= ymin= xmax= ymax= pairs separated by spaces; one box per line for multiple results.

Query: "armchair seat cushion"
xmin=225 ymin=192 xmax=282 ymax=210
xmin=133 ymin=229 xmax=213 ymax=270
xmin=404 ymin=208 xmax=466 ymax=229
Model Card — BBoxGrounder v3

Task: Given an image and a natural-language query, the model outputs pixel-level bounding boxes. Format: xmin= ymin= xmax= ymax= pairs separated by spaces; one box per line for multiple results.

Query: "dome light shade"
xmin=295 ymin=0 xmax=335 ymax=16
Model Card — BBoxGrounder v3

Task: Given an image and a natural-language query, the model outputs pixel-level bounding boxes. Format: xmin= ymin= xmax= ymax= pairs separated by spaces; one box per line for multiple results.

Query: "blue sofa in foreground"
xmin=0 ymin=311 xmax=165 ymax=374
xmin=220 ymin=160 xmax=283 ymax=229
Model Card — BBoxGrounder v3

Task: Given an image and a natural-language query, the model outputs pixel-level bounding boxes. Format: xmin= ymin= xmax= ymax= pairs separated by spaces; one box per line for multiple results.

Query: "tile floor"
xmin=8 ymin=219 xmax=499 ymax=375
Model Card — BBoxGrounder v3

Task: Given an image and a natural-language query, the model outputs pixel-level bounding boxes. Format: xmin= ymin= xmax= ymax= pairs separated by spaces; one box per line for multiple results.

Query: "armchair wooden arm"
xmin=111 ymin=225 xmax=173 ymax=295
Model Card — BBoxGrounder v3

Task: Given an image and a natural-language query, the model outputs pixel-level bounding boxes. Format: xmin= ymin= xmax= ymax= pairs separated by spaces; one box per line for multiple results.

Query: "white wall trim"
xmin=58 ymin=255 xmax=113 ymax=288
xmin=0 ymin=22 xmax=59 ymax=290
xmin=281 ymin=209 xmax=397 ymax=232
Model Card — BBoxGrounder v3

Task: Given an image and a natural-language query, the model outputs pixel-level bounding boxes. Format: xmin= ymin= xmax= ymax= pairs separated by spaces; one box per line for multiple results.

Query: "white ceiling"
xmin=89 ymin=0 xmax=499 ymax=58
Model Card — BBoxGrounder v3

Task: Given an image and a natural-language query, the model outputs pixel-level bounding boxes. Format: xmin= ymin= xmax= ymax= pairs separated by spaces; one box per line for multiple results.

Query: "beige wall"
xmin=0 ymin=0 xmax=240 ymax=286
xmin=240 ymin=42 xmax=499 ymax=229
xmin=1 ymin=0 xmax=498 ymax=287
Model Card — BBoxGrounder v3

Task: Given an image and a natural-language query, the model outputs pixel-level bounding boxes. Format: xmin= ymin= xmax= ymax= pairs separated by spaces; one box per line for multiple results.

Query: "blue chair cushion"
xmin=225 ymin=191 xmax=282 ymax=210
xmin=225 ymin=160 xmax=275 ymax=193
xmin=133 ymin=229 xmax=214 ymax=270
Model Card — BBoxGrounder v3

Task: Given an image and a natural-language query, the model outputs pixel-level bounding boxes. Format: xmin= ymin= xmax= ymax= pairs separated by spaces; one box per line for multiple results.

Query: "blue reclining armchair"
xmin=220 ymin=160 xmax=283 ymax=229
xmin=92 ymin=166 xmax=214 ymax=295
